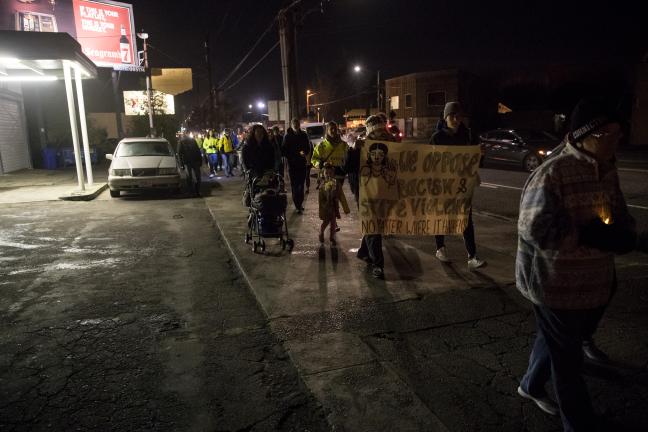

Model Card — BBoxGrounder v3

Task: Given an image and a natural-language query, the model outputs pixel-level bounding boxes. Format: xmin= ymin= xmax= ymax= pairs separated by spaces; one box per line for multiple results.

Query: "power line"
xmin=224 ymin=41 xmax=280 ymax=91
xmin=218 ymin=18 xmax=278 ymax=88
xmin=310 ymin=90 xmax=372 ymax=107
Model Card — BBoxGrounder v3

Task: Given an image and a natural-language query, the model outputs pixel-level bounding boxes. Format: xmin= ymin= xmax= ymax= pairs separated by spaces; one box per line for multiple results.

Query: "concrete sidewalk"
xmin=205 ymin=177 xmax=648 ymax=432
xmin=0 ymin=166 xmax=108 ymax=203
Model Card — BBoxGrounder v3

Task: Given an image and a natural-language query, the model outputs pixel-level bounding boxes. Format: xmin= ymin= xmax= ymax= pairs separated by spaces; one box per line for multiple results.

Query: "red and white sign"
xmin=72 ymin=0 xmax=136 ymax=68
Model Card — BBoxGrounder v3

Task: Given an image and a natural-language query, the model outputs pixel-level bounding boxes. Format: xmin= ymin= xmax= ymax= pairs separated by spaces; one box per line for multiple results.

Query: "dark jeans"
xmin=288 ymin=165 xmax=307 ymax=209
xmin=216 ymin=151 xmax=222 ymax=170
xmin=358 ymin=234 xmax=383 ymax=268
xmin=305 ymin=166 xmax=312 ymax=190
xmin=435 ymin=210 xmax=476 ymax=258
xmin=521 ymin=304 xmax=606 ymax=432
xmin=185 ymin=164 xmax=201 ymax=193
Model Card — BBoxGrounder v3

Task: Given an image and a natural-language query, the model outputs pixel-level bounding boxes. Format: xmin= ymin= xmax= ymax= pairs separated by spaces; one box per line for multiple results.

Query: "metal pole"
xmin=142 ymin=37 xmax=154 ymax=135
xmin=111 ymin=70 xmax=124 ymax=139
xmin=62 ymin=60 xmax=85 ymax=191
xmin=204 ymin=35 xmax=215 ymax=129
xmin=75 ymin=65 xmax=94 ymax=186
xmin=376 ymin=70 xmax=381 ymax=112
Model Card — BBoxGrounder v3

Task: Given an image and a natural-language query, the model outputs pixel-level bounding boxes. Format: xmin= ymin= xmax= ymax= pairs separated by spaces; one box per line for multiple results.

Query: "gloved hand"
xmin=579 ymin=218 xmax=636 ymax=255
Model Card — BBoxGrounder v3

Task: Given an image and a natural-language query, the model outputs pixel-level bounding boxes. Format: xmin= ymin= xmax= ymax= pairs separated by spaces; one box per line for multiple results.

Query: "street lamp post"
xmin=306 ymin=89 xmax=317 ymax=119
xmin=353 ymin=64 xmax=382 ymax=112
xmin=137 ymin=31 xmax=154 ymax=136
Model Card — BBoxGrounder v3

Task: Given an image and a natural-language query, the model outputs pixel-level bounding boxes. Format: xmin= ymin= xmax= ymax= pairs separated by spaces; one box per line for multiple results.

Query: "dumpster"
xmin=42 ymin=148 xmax=58 ymax=170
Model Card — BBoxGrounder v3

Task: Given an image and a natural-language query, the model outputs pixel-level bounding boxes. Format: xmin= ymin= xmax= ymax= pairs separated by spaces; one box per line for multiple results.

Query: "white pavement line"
xmin=618 ymin=168 xmax=648 ymax=173
xmin=628 ymin=204 xmax=648 ymax=211
xmin=480 ymin=182 xmax=523 ymax=191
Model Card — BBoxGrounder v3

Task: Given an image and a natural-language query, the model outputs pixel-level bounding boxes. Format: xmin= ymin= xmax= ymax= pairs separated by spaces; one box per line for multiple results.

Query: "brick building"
xmin=385 ymin=69 xmax=492 ymax=139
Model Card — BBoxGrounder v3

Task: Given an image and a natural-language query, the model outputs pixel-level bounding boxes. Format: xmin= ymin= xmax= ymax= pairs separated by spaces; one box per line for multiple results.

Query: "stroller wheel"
xmin=286 ymin=239 xmax=294 ymax=252
xmin=253 ymin=241 xmax=258 ymax=253
xmin=281 ymin=239 xmax=286 ymax=250
xmin=245 ymin=233 xmax=251 ymax=244
xmin=261 ymin=240 xmax=266 ymax=252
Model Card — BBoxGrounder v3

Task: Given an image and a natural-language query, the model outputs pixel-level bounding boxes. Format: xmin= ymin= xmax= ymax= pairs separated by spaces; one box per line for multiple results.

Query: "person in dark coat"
xmin=429 ymin=101 xmax=486 ymax=270
xmin=241 ymin=124 xmax=277 ymax=180
xmin=282 ymin=118 xmax=311 ymax=213
xmin=348 ymin=115 xmax=397 ymax=279
xmin=177 ymin=133 xmax=203 ymax=196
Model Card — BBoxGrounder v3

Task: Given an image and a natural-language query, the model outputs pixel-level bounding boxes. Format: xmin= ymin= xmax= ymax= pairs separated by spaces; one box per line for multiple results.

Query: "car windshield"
xmin=516 ymin=130 xmax=557 ymax=141
xmin=306 ymin=126 xmax=325 ymax=139
xmin=116 ymin=141 xmax=172 ymax=157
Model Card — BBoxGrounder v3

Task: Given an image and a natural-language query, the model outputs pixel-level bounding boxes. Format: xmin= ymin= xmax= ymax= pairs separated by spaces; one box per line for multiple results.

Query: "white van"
xmin=302 ymin=122 xmax=326 ymax=147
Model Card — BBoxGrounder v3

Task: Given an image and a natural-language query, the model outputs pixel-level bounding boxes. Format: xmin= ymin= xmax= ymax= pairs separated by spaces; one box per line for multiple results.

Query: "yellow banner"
xmin=359 ymin=140 xmax=481 ymax=235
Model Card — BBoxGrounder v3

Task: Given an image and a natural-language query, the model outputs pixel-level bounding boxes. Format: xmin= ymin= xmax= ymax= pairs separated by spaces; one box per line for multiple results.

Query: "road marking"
xmin=618 ymin=168 xmax=648 ymax=174
xmin=480 ymin=182 xmax=523 ymax=191
xmin=481 ymin=182 xmax=647 ymax=211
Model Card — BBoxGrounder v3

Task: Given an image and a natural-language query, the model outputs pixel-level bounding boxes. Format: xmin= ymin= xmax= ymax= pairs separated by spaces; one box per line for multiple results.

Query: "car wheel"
xmin=109 ymin=189 xmax=120 ymax=198
xmin=523 ymin=154 xmax=541 ymax=172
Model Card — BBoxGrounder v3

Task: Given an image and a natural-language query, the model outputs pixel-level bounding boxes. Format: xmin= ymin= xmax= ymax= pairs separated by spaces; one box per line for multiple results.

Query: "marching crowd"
xmin=176 ymin=95 xmax=638 ymax=432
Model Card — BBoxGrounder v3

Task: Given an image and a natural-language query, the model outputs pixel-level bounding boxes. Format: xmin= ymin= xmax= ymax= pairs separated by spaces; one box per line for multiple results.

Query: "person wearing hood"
xmin=350 ymin=115 xmax=397 ymax=279
xmin=429 ymin=102 xmax=486 ymax=270
xmin=515 ymin=97 xmax=635 ymax=431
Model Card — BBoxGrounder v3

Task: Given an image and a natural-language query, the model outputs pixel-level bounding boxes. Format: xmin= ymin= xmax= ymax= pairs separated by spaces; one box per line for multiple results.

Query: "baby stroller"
xmin=244 ymin=171 xmax=294 ymax=253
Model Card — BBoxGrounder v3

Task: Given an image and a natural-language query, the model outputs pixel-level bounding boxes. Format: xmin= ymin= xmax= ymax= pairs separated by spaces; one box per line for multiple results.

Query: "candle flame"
xmin=603 ymin=217 xmax=611 ymax=225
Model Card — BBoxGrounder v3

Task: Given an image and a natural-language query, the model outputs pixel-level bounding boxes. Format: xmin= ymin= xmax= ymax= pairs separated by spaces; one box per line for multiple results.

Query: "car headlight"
xmin=158 ymin=168 xmax=178 ymax=175
xmin=538 ymin=150 xmax=546 ymax=156
xmin=111 ymin=169 xmax=130 ymax=176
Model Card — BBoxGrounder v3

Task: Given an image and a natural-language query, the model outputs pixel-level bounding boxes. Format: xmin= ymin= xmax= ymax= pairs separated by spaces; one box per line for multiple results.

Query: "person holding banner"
xmin=429 ymin=102 xmax=486 ymax=270
xmin=351 ymin=114 xmax=398 ymax=279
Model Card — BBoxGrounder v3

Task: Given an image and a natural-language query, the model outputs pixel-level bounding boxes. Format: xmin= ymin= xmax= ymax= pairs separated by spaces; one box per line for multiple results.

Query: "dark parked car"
xmin=479 ymin=129 xmax=560 ymax=172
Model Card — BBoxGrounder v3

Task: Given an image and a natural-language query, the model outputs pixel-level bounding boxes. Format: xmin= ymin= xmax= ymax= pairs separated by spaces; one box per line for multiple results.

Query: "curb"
xmin=59 ymin=183 xmax=108 ymax=201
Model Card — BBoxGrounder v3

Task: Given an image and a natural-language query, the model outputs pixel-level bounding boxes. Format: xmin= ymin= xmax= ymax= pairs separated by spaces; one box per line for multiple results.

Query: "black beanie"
xmin=569 ymin=98 xmax=619 ymax=142
xmin=443 ymin=101 xmax=462 ymax=119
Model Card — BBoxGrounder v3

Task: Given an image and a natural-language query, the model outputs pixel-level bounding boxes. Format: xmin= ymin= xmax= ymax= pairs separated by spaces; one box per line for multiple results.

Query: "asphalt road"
xmin=0 ymin=196 xmax=328 ymax=432
xmin=473 ymin=160 xmax=648 ymax=249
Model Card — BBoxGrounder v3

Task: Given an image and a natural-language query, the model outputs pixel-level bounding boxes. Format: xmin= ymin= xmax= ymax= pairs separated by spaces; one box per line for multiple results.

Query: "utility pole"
xmin=204 ymin=34 xmax=215 ymax=129
xmin=137 ymin=31 xmax=155 ymax=136
xmin=377 ymin=70 xmax=381 ymax=112
xmin=111 ymin=70 xmax=124 ymax=139
xmin=279 ymin=5 xmax=300 ymax=130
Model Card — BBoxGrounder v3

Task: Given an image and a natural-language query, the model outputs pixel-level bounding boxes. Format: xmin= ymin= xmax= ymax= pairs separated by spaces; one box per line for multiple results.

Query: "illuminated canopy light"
xmin=0 ymin=75 xmax=58 ymax=82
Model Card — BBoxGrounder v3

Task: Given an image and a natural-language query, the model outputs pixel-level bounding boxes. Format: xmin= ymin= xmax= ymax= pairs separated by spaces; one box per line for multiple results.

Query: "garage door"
xmin=0 ymin=96 xmax=30 ymax=173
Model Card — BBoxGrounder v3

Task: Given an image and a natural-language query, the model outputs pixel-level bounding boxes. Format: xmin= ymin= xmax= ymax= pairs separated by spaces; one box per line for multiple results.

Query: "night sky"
xmin=95 ymin=0 xmax=646 ymax=119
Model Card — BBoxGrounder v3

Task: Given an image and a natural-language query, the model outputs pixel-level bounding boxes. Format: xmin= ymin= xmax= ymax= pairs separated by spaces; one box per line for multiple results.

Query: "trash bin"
xmin=42 ymin=148 xmax=58 ymax=170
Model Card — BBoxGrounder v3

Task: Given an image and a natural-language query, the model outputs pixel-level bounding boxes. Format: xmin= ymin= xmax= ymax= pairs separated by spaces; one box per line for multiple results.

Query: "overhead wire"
xmin=223 ymin=41 xmax=280 ymax=91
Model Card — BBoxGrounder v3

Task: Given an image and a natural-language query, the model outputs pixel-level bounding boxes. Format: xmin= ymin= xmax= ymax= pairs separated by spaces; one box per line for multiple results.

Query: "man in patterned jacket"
xmin=515 ymin=97 xmax=636 ymax=431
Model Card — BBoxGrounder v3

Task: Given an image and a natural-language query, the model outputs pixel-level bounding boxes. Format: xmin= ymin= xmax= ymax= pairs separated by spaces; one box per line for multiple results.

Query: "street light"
xmin=248 ymin=104 xmax=253 ymax=109
xmin=352 ymin=64 xmax=382 ymax=112
xmin=306 ymin=89 xmax=317 ymax=118
xmin=137 ymin=31 xmax=154 ymax=136
xmin=257 ymin=101 xmax=266 ymax=109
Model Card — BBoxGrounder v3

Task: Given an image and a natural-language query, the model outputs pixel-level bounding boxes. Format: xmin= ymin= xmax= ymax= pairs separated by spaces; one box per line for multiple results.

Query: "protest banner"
xmin=359 ymin=140 xmax=481 ymax=236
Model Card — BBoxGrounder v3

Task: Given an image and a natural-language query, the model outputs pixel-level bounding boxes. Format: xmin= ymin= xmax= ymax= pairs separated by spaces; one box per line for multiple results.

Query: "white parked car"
xmin=303 ymin=122 xmax=326 ymax=148
xmin=106 ymin=137 xmax=181 ymax=198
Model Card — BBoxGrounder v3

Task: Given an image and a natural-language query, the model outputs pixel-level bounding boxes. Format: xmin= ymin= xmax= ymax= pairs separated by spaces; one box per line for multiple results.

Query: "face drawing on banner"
xmin=361 ymin=142 xmax=397 ymax=188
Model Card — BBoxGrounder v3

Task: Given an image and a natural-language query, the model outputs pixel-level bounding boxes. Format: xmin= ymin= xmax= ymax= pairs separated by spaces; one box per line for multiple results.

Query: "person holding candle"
xmin=515 ymin=97 xmax=636 ymax=431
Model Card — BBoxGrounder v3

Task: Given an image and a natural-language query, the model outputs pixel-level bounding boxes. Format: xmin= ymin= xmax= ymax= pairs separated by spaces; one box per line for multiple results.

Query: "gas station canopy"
xmin=0 ymin=30 xmax=97 ymax=81
xmin=0 ymin=30 xmax=99 ymax=191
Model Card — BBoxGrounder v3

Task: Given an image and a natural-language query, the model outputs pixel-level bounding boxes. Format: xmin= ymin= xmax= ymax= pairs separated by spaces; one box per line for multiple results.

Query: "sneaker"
xmin=583 ymin=340 xmax=610 ymax=364
xmin=435 ymin=247 xmax=450 ymax=263
xmin=467 ymin=256 xmax=486 ymax=270
xmin=371 ymin=266 xmax=384 ymax=279
xmin=208 ymin=173 xmax=215 ymax=178
xmin=517 ymin=386 xmax=559 ymax=416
